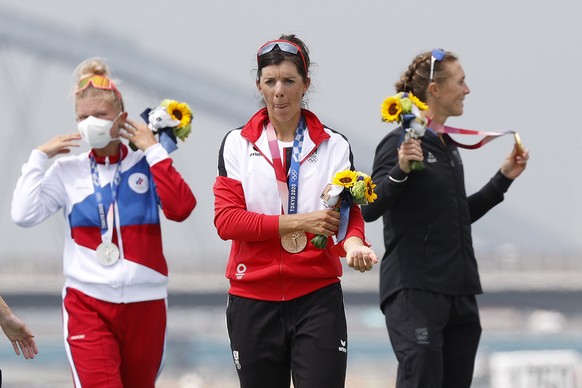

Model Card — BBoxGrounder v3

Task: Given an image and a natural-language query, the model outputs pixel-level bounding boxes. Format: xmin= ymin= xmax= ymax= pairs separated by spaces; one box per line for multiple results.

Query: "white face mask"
xmin=77 ymin=114 xmax=120 ymax=150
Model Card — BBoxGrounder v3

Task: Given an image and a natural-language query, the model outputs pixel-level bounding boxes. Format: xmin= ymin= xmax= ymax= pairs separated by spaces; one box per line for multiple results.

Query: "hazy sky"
xmin=0 ymin=0 xmax=580 ymax=271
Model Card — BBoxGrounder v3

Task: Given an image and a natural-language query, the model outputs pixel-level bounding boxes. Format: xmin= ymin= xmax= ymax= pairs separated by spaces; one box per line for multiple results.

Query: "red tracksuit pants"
xmin=63 ymin=287 xmax=167 ymax=388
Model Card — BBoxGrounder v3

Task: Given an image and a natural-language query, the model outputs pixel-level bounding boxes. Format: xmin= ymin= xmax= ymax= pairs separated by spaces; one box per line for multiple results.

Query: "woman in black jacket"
xmin=362 ymin=49 xmax=529 ymax=388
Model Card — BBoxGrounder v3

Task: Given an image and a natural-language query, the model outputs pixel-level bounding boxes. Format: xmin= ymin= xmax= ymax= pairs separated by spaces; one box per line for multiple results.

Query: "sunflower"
xmin=409 ymin=93 xmax=429 ymax=111
xmin=381 ymin=96 xmax=402 ymax=123
xmin=161 ymin=99 xmax=193 ymax=141
xmin=165 ymin=100 xmax=192 ymax=128
xmin=332 ymin=170 xmax=358 ymax=188
xmin=363 ymin=175 xmax=377 ymax=203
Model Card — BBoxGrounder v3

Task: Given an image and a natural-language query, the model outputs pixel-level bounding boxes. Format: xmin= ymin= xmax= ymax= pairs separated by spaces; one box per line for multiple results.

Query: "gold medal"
xmin=281 ymin=231 xmax=307 ymax=253
xmin=514 ymin=132 xmax=525 ymax=154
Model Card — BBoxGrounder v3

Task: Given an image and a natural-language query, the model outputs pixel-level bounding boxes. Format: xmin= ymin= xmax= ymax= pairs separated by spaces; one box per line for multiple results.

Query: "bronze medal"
xmin=281 ymin=231 xmax=307 ymax=253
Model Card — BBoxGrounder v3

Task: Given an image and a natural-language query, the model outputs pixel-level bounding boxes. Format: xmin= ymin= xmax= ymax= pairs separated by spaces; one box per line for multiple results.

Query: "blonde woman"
xmin=12 ymin=58 xmax=196 ymax=387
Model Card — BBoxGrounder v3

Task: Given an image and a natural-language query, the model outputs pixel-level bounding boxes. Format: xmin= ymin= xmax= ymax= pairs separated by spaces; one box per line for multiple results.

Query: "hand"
xmin=398 ymin=138 xmax=423 ymax=173
xmin=280 ymin=209 xmax=340 ymax=236
xmin=36 ymin=133 xmax=81 ymax=158
xmin=120 ymin=118 xmax=158 ymax=151
xmin=500 ymin=144 xmax=529 ymax=180
xmin=344 ymin=237 xmax=378 ymax=273
xmin=0 ymin=312 xmax=38 ymax=359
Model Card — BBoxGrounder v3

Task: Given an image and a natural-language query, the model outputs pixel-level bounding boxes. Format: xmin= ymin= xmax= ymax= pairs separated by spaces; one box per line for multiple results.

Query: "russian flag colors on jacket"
xmin=214 ymin=108 xmax=366 ymax=302
xmin=12 ymin=143 xmax=196 ymax=304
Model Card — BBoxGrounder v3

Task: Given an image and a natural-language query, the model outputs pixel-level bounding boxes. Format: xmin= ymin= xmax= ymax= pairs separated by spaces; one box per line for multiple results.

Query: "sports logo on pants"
xmin=415 ymin=328 xmax=430 ymax=344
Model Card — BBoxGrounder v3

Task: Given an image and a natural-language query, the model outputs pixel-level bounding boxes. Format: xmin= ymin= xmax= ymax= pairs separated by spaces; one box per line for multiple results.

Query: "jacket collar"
xmin=89 ymin=143 xmax=128 ymax=164
xmin=241 ymin=108 xmax=330 ymax=146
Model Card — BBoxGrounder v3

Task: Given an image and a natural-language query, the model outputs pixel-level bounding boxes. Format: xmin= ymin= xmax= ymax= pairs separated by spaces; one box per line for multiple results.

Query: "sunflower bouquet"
xmin=311 ymin=170 xmax=377 ymax=249
xmin=381 ymin=92 xmax=428 ymax=171
xmin=139 ymin=99 xmax=193 ymax=153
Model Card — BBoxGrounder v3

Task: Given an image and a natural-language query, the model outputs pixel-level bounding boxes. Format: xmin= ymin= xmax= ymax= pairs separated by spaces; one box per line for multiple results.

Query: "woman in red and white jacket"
xmin=214 ymin=34 xmax=377 ymax=388
xmin=11 ymin=57 xmax=196 ymax=388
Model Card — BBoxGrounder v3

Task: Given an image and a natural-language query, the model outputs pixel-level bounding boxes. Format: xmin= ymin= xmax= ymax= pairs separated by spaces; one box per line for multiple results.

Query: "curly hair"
xmin=395 ymin=50 xmax=458 ymax=102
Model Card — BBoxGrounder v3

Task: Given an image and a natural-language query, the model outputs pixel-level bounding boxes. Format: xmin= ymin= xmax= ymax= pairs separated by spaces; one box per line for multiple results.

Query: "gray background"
xmin=0 ymin=1 xmax=581 ymax=387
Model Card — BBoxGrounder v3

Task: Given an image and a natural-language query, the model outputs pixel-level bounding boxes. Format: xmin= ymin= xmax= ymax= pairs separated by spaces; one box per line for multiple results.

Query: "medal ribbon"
xmin=428 ymin=118 xmax=517 ymax=149
xmin=266 ymin=117 xmax=306 ymax=214
xmin=336 ymin=191 xmax=353 ymax=242
xmin=90 ymin=148 xmax=123 ymax=245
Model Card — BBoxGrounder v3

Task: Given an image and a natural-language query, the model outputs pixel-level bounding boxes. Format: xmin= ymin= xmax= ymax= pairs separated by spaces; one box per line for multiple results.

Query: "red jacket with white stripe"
xmin=214 ymin=108 xmax=366 ymax=301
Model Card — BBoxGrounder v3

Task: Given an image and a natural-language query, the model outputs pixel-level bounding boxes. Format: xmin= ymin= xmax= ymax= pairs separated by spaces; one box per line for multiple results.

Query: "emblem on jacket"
xmin=308 ymin=150 xmax=318 ymax=163
xmin=128 ymin=173 xmax=149 ymax=194
xmin=235 ymin=263 xmax=247 ymax=280
xmin=427 ymin=152 xmax=437 ymax=163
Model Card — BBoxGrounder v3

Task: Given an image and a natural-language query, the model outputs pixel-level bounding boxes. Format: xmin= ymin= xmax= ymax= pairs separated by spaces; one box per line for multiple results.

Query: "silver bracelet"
xmin=389 ymin=175 xmax=408 ymax=183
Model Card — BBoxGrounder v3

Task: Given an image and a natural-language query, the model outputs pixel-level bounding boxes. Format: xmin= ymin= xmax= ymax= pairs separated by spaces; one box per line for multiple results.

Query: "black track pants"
xmin=226 ymin=283 xmax=348 ymax=388
xmin=383 ymin=289 xmax=482 ymax=388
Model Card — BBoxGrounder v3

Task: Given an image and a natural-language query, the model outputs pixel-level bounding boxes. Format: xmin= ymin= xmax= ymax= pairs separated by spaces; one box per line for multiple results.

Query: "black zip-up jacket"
xmin=362 ymin=127 xmax=513 ymax=308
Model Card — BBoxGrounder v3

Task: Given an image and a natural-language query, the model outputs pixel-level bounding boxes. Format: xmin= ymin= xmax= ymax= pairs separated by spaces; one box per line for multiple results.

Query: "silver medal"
xmin=96 ymin=242 xmax=120 ymax=266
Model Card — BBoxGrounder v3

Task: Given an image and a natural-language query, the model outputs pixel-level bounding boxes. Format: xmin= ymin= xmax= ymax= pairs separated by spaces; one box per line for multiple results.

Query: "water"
xmin=1 ymin=291 xmax=581 ymax=387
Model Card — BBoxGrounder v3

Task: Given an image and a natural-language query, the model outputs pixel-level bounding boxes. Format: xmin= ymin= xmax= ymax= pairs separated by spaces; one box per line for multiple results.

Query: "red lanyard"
xmin=428 ymin=118 xmax=517 ymax=149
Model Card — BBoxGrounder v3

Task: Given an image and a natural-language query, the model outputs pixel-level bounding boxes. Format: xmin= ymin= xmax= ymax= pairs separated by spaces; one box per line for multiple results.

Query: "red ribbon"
xmin=427 ymin=118 xmax=516 ymax=150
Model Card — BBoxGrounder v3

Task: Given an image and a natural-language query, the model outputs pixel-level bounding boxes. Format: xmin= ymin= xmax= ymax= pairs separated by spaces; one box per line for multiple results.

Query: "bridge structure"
xmin=0 ymin=6 xmax=258 ymax=277
xmin=0 ymin=5 xmax=578 ymax=293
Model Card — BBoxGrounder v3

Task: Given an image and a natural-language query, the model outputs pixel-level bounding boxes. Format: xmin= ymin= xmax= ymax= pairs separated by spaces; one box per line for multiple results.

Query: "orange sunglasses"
xmin=76 ymin=75 xmax=122 ymax=100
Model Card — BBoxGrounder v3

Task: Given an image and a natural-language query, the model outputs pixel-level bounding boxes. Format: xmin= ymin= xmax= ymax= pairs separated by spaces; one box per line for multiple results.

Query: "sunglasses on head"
xmin=257 ymin=39 xmax=308 ymax=74
xmin=76 ymin=75 xmax=122 ymax=100
xmin=429 ymin=48 xmax=446 ymax=81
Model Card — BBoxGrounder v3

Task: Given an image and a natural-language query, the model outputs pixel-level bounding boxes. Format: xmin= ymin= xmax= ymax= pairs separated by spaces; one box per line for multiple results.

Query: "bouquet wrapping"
xmin=311 ymin=170 xmax=376 ymax=249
